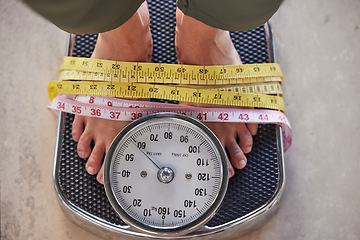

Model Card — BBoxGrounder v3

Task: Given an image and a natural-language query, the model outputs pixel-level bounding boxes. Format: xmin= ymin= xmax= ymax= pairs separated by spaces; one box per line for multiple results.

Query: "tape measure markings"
xmin=73 ymin=95 xmax=193 ymax=109
xmin=50 ymin=95 xmax=290 ymax=129
xmin=59 ymin=70 xmax=282 ymax=85
xmin=49 ymin=95 xmax=291 ymax=151
xmin=49 ymin=80 xmax=284 ymax=112
xmin=60 ymin=57 xmax=283 ymax=83
xmin=51 ymin=57 xmax=287 ymax=112
xmin=58 ymin=71 xmax=282 ymax=95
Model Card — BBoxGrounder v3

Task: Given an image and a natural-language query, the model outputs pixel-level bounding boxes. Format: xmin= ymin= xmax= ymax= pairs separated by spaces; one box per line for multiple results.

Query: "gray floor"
xmin=1 ymin=0 xmax=359 ymax=239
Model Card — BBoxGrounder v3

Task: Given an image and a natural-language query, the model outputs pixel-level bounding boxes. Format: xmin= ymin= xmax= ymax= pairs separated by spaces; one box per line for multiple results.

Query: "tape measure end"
xmin=48 ymin=80 xmax=58 ymax=101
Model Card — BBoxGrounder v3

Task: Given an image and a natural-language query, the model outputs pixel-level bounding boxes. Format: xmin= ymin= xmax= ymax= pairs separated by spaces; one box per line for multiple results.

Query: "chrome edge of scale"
xmin=103 ymin=112 xmax=229 ymax=237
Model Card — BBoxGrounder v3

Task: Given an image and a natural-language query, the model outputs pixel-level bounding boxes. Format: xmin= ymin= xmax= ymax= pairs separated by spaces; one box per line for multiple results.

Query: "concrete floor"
xmin=1 ymin=0 xmax=359 ymax=239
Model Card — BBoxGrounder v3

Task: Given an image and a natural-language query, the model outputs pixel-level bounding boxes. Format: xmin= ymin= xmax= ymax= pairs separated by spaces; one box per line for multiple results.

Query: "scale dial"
xmin=104 ymin=113 xmax=228 ymax=237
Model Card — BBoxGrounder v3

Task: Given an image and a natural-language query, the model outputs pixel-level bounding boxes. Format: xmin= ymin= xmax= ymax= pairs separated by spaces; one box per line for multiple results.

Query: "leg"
xmin=91 ymin=1 xmax=152 ymax=62
xmin=72 ymin=1 xmax=152 ymax=184
xmin=175 ymin=9 xmax=258 ymax=177
xmin=175 ymin=9 xmax=241 ymax=66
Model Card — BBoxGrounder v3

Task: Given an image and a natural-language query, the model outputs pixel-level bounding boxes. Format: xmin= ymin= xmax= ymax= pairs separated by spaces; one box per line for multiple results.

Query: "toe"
xmin=86 ymin=144 xmax=105 ymax=175
xmin=97 ymin=165 xmax=104 ymax=184
xmin=227 ymin=140 xmax=247 ymax=169
xmin=72 ymin=115 xmax=85 ymax=142
xmin=237 ymin=126 xmax=253 ymax=154
xmin=77 ymin=132 xmax=93 ymax=159
xmin=247 ymin=123 xmax=258 ymax=136
xmin=227 ymin=158 xmax=236 ymax=178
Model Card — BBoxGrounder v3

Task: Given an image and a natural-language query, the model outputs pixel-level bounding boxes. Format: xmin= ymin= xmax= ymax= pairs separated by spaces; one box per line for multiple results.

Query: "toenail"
xmin=239 ymin=160 xmax=246 ymax=168
xmin=244 ymin=146 xmax=252 ymax=153
xmin=229 ymin=168 xmax=235 ymax=178
xmin=98 ymin=174 xmax=103 ymax=184
xmin=87 ymin=166 xmax=95 ymax=175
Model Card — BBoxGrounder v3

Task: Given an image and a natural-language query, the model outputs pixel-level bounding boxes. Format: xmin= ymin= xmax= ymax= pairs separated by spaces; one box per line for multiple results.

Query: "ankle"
xmin=175 ymin=8 xmax=223 ymax=41
xmin=175 ymin=8 xmax=241 ymax=65
xmin=94 ymin=28 xmax=152 ymax=62
xmin=92 ymin=2 xmax=153 ymax=62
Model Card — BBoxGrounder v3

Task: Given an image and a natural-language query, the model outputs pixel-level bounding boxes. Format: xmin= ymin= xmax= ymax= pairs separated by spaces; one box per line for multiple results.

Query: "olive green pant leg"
xmin=177 ymin=0 xmax=283 ymax=32
xmin=22 ymin=0 xmax=145 ymax=34
xmin=23 ymin=0 xmax=282 ymax=34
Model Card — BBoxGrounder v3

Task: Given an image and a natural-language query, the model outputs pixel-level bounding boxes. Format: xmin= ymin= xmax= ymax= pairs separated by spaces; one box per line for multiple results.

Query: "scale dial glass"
xmin=104 ymin=113 xmax=228 ymax=237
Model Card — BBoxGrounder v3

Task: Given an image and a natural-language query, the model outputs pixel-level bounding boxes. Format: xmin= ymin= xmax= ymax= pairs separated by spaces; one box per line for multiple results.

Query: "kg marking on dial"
xmin=104 ymin=113 xmax=228 ymax=237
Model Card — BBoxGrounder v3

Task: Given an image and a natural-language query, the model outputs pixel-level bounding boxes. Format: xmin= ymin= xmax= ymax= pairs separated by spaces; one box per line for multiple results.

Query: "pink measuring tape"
xmin=49 ymin=95 xmax=292 ymax=151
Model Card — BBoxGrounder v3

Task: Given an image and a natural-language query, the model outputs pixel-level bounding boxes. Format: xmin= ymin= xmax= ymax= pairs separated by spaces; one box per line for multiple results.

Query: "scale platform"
xmin=53 ymin=0 xmax=285 ymax=239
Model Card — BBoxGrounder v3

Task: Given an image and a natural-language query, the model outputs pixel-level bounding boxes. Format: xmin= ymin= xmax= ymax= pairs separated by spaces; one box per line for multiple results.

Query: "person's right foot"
xmin=72 ymin=1 xmax=153 ymax=184
xmin=91 ymin=2 xmax=152 ymax=62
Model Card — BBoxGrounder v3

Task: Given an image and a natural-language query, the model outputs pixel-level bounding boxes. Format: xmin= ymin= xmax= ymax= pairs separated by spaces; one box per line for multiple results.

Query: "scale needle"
xmin=130 ymin=138 xmax=162 ymax=170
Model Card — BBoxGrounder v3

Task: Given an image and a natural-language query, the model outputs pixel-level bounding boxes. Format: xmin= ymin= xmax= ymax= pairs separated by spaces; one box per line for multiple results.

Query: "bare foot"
xmin=175 ymin=8 xmax=258 ymax=177
xmin=72 ymin=1 xmax=152 ymax=184
xmin=72 ymin=117 xmax=130 ymax=183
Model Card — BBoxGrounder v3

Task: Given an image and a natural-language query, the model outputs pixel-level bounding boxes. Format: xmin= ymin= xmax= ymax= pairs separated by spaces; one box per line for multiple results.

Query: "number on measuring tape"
xmin=258 ymin=114 xmax=269 ymax=121
xmin=239 ymin=113 xmax=249 ymax=121
xmin=72 ymin=106 xmax=82 ymax=114
xmin=57 ymin=102 xmax=65 ymax=110
xmin=91 ymin=108 xmax=101 ymax=116
xmin=110 ymin=111 xmax=121 ymax=120
xmin=218 ymin=113 xmax=229 ymax=121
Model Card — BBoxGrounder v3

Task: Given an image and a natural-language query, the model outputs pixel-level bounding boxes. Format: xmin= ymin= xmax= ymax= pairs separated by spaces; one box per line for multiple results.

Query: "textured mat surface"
xmin=55 ymin=0 xmax=280 ymax=229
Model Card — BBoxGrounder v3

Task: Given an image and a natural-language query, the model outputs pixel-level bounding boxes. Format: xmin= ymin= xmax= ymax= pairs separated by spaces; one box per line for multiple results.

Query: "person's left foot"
xmin=175 ymin=8 xmax=241 ymax=66
xmin=175 ymin=8 xmax=258 ymax=177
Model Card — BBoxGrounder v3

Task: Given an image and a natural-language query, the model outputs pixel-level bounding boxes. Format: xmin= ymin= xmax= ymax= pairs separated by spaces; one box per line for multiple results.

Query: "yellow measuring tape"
xmin=49 ymin=57 xmax=285 ymax=112
xmin=59 ymin=69 xmax=282 ymax=94
xmin=60 ymin=56 xmax=283 ymax=84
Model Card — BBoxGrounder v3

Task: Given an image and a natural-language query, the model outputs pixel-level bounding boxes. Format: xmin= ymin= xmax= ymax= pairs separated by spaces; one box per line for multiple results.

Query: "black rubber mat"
xmin=55 ymin=0 xmax=280 ymax=229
